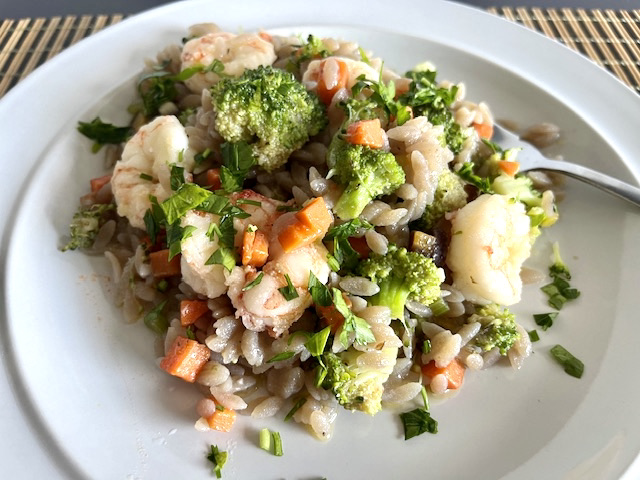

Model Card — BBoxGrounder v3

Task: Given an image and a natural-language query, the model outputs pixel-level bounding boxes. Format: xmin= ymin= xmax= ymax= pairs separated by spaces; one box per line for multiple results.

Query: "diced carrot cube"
xmin=149 ymin=249 xmax=181 ymax=278
xmin=180 ymin=299 xmax=210 ymax=326
xmin=160 ymin=336 xmax=211 ymax=383
xmin=421 ymin=358 xmax=465 ymax=390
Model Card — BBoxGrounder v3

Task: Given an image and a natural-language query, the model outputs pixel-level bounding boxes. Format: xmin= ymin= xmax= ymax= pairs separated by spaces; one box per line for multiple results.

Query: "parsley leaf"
xmin=219 ymin=141 xmax=256 ymax=193
xmin=533 ymin=312 xmax=558 ymax=331
xmin=308 ymin=271 xmax=332 ymax=307
xmin=333 ymin=288 xmax=374 ymax=345
xmin=267 ymin=351 xmax=296 ymax=363
xmin=160 ymin=183 xmax=212 ymax=225
xmin=399 ymin=386 xmax=438 ymax=440
xmin=77 ymin=117 xmax=133 ymax=152
xmin=143 ymin=300 xmax=168 ymax=334
xmin=205 ymin=246 xmax=236 ymax=272
xmin=305 ymin=326 xmax=331 ymax=357
xmin=550 ymin=344 xmax=584 ymax=379
xmin=325 ymin=219 xmax=372 ymax=240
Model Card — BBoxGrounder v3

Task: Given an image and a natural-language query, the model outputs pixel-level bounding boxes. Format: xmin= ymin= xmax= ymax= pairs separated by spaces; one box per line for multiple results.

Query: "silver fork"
xmin=491 ymin=123 xmax=640 ymax=208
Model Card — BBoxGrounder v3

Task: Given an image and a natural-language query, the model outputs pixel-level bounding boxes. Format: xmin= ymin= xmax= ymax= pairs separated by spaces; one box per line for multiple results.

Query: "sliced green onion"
xmin=271 ymin=431 xmax=283 ymax=456
xmin=139 ymin=173 xmax=153 ymax=181
xmin=528 ymin=330 xmax=540 ymax=342
xmin=236 ymin=199 xmax=262 ymax=207
xmin=259 ymin=428 xmax=271 ymax=452
xmin=423 ymin=339 xmax=432 ymax=353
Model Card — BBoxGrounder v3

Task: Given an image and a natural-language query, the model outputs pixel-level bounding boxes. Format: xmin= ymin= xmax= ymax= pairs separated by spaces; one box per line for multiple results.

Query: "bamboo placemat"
xmin=1 ymin=9 xmax=639 ymax=97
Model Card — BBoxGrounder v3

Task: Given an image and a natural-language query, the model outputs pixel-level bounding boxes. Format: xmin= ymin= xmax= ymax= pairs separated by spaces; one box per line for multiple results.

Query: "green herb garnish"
xmin=550 ymin=344 xmax=584 ymax=379
xmin=206 ymin=444 xmax=228 ymax=479
xmin=399 ymin=386 xmax=438 ymax=440
xmin=242 ymin=272 xmax=264 ymax=291
xmin=77 ymin=117 xmax=133 ymax=152
xmin=533 ymin=312 xmax=558 ymax=331
xmin=278 ymin=274 xmax=299 ymax=301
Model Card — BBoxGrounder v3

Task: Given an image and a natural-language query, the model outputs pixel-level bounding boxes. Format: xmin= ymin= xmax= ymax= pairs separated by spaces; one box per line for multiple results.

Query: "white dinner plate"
xmin=2 ymin=0 xmax=640 ymax=478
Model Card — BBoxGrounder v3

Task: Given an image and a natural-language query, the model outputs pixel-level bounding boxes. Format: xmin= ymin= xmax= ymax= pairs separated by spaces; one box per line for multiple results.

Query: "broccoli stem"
xmin=370 ymin=277 xmax=411 ymax=320
xmin=333 ymin=183 xmax=373 ymax=220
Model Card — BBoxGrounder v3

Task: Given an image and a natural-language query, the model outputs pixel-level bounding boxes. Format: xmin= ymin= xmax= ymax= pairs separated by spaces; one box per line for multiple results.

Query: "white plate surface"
xmin=1 ymin=1 xmax=640 ymax=478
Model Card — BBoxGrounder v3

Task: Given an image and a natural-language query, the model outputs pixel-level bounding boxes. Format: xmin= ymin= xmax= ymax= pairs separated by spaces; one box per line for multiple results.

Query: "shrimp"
xmin=181 ymin=32 xmax=276 ymax=92
xmin=446 ymin=194 xmax=532 ymax=306
xmin=180 ymin=189 xmax=284 ymax=299
xmin=111 ymin=115 xmax=195 ymax=229
xmin=386 ymin=116 xmax=454 ymax=206
xmin=226 ymin=211 xmax=331 ymax=337
xmin=301 ymin=56 xmax=379 ymax=93
xmin=180 ymin=210 xmax=228 ymax=299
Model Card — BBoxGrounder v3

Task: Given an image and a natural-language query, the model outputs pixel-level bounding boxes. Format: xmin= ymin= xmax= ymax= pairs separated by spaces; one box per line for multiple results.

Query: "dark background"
xmin=2 ymin=0 xmax=637 ymax=19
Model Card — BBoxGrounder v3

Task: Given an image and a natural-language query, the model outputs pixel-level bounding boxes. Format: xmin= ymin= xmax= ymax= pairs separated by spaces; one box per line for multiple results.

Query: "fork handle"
xmin=531 ymin=160 xmax=640 ymax=208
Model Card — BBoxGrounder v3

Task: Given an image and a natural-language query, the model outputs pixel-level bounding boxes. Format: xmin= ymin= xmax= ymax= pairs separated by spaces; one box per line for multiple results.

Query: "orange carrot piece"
xmin=295 ymin=197 xmax=332 ymax=232
xmin=160 ymin=336 xmax=211 ymax=383
xmin=345 ymin=119 xmax=385 ymax=149
xmin=316 ymin=293 xmax=351 ymax=334
xmin=277 ymin=223 xmax=315 ymax=253
xmin=421 ymin=358 xmax=466 ymax=390
xmin=205 ymin=168 xmax=222 ymax=190
xmin=278 ymin=198 xmax=332 ymax=253
xmin=90 ymin=174 xmax=112 ymax=193
xmin=316 ymin=59 xmax=349 ymax=105
xmin=180 ymin=299 xmax=210 ymax=326
xmin=149 ymin=249 xmax=182 ymax=278
xmin=241 ymin=229 xmax=269 ymax=267
xmin=348 ymin=236 xmax=370 ymax=259
xmin=498 ymin=160 xmax=520 ymax=177
xmin=205 ymin=406 xmax=237 ymax=432
xmin=473 ymin=121 xmax=494 ymax=140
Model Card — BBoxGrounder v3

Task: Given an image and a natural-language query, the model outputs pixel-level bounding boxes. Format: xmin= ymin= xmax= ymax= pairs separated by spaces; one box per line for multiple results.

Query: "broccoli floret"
xmin=469 ymin=304 xmax=520 ymax=355
xmin=549 ymin=241 xmax=571 ymax=280
xmin=358 ymin=244 xmax=444 ymax=319
xmin=61 ymin=203 xmax=115 ymax=251
xmin=328 ymin=139 xmax=405 ymax=220
xmin=211 ymin=66 xmax=327 ymax=171
xmin=418 ymin=170 xmax=468 ymax=231
xmin=320 ymin=348 xmax=397 ymax=415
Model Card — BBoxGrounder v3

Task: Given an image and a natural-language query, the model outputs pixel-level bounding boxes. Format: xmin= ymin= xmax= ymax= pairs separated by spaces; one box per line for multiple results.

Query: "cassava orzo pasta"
xmin=62 ymin=24 xmax=578 ymax=458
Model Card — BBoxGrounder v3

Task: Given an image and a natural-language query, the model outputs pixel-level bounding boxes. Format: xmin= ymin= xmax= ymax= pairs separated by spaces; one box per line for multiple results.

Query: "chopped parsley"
xmin=267 ymin=351 xmax=296 ymax=363
xmin=455 ymin=162 xmax=493 ymax=193
xmin=308 ymin=271 xmax=332 ymax=307
xmin=533 ymin=312 xmax=558 ymax=331
xmin=399 ymin=386 xmax=438 ymax=440
xmin=242 ymin=272 xmax=264 ymax=291
xmin=333 ymin=287 xmax=374 ymax=346
xmin=550 ymin=344 xmax=584 ymax=379
xmin=219 ymin=141 xmax=256 ymax=193
xmin=305 ymin=326 xmax=331 ymax=357
xmin=278 ymin=274 xmax=299 ymax=301
xmin=77 ymin=117 xmax=133 ymax=152
xmin=143 ymin=300 xmax=168 ymax=334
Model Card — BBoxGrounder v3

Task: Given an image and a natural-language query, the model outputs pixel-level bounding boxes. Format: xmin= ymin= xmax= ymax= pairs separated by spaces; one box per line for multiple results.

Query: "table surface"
xmin=2 ymin=3 xmax=639 ymax=99
xmin=2 ymin=0 xmax=640 ymax=18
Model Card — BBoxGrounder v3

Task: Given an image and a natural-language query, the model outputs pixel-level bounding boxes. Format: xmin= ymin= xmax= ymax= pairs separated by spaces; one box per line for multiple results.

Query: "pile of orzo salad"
xmin=61 ymin=23 xmax=581 ymax=466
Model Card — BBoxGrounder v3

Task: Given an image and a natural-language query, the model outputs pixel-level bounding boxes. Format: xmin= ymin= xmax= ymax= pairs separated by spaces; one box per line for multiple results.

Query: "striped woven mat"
xmin=1 ymin=8 xmax=639 ymax=97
